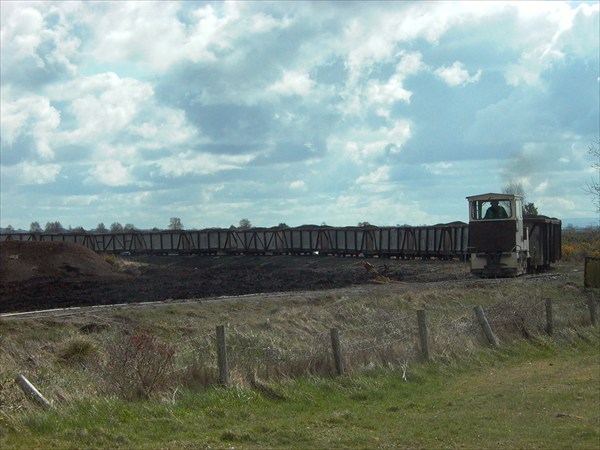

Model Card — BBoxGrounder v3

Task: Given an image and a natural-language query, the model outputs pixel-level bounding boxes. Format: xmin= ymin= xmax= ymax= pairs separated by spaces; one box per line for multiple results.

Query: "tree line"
xmin=2 ymin=218 xmax=263 ymax=234
xmin=2 ymin=218 xmax=382 ymax=234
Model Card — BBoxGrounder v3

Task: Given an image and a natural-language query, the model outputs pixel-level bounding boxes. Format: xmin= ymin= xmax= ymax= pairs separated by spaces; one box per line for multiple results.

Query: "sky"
xmin=1 ymin=1 xmax=599 ymax=231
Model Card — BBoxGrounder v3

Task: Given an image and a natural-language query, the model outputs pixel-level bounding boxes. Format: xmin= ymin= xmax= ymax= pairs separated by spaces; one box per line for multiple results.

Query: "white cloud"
xmin=0 ymin=92 xmax=61 ymax=159
xmin=1 ymin=6 xmax=44 ymax=59
xmin=289 ymin=180 xmax=307 ymax=191
xmin=340 ymin=3 xmax=468 ymax=85
xmin=50 ymin=72 xmax=197 ymax=160
xmin=422 ymin=162 xmax=455 ymax=175
xmin=157 ymin=151 xmax=256 ymax=177
xmin=20 ymin=162 xmax=61 ymax=185
xmin=339 ymin=120 xmax=412 ymax=163
xmin=85 ymin=2 xmax=293 ymax=73
xmin=384 ymin=121 xmax=412 ymax=153
xmin=355 ymin=166 xmax=389 ymax=185
xmin=344 ymin=20 xmax=397 ymax=84
xmin=344 ymin=52 xmax=424 ymax=116
xmin=435 ymin=61 xmax=481 ymax=87
xmin=0 ymin=3 xmax=81 ymax=81
xmin=248 ymin=11 xmax=291 ymax=33
xmin=366 ymin=69 xmax=413 ymax=104
xmin=88 ymin=161 xmax=132 ymax=186
xmin=87 ymin=2 xmax=188 ymax=72
xmin=504 ymin=2 xmax=598 ymax=86
xmin=533 ymin=180 xmax=549 ymax=193
xmin=55 ymin=73 xmax=153 ymax=141
xmin=269 ymin=71 xmax=315 ymax=96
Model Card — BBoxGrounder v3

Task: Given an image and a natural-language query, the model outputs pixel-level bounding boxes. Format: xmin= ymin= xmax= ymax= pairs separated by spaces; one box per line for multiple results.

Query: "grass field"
xmin=1 ymin=259 xmax=599 ymax=448
xmin=1 ymin=330 xmax=598 ymax=449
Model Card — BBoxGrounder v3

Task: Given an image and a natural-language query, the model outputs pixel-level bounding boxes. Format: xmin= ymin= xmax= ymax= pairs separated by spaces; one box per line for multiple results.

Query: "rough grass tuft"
xmin=56 ymin=336 xmax=98 ymax=364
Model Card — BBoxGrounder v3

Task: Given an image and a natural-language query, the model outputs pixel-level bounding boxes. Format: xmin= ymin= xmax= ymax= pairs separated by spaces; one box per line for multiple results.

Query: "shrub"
xmin=561 ymin=226 xmax=600 ymax=261
xmin=103 ymin=329 xmax=176 ymax=400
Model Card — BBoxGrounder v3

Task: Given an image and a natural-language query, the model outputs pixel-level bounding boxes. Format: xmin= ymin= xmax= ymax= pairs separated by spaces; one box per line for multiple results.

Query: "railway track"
xmin=0 ymin=271 xmax=575 ymax=322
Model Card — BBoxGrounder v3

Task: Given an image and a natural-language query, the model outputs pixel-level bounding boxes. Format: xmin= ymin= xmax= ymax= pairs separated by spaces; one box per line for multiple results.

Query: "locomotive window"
xmin=470 ymin=200 xmax=513 ymax=220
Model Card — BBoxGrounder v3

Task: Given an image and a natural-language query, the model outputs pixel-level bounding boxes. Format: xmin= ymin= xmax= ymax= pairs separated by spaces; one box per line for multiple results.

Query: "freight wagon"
xmin=0 ymin=223 xmax=469 ymax=259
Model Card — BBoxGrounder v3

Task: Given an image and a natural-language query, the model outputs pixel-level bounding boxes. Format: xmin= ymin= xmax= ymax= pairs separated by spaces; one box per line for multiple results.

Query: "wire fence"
xmin=168 ymin=293 xmax=599 ymax=387
xmin=138 ymin=290 xmax=598 ymax=385
xmin=5 ymin=292 xmax=598 ymax=408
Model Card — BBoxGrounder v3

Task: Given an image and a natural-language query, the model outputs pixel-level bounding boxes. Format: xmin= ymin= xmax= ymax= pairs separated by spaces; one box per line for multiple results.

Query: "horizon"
xmin=0 ymin=215 xmax=597 ymax=233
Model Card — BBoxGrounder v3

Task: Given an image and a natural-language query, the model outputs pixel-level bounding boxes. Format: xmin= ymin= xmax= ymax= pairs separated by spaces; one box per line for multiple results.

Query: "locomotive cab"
xmin=467 ymin=193 xmax=529 ymax=277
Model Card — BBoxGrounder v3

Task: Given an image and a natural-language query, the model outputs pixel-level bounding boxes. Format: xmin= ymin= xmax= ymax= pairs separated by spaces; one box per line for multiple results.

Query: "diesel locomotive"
xmin=467 ymin=193 xmax=561 ymax=277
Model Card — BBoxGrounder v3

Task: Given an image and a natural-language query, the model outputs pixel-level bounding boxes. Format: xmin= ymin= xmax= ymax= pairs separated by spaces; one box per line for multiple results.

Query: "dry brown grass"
xmin=102 ymin=254 xmax=149 ymax=274
xmin=0 ymin=260 xmax=595 ymax=407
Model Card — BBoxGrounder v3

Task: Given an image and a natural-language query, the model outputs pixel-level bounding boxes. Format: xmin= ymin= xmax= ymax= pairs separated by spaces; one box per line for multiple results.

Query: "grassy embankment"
xmin=1 ymin=330 xmax=598 ymax=449
xmin=1 ymin=254 xmax=599 ymax=448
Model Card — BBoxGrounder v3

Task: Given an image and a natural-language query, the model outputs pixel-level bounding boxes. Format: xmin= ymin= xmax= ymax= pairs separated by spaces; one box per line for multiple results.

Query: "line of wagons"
xmin=0 ymin=217 xmax=561 ymax=269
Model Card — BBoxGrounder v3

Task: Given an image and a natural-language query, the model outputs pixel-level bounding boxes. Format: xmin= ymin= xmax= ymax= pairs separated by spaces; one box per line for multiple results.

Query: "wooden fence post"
xmin=330 ymin=328 xmax=345 ymax=376
xmin=589 ymin=297 xmax=598 ymax=326
xmin=545 ymin=299 xmax=554 ymax=336
xmin=15 ymin=375 xmax=51 ymax=409
xmin=417 ymin=309 xmax=429 ymax=360
xmin=216 ymin=325 xmax=229 ymax=387
xmin=473 ymin=305 xmax=499 ymax=347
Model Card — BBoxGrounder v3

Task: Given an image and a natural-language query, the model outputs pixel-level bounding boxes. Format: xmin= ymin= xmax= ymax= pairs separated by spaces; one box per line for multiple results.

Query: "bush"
xmin=103 ymin=330 xmax=176 ymax=400
xmin=561 ymin=226 xmax=600 ymax=261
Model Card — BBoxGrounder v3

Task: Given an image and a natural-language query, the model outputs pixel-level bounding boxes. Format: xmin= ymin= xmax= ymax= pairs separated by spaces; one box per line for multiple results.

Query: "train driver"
xmin=484 ymin=200 xmax=508 ymax=219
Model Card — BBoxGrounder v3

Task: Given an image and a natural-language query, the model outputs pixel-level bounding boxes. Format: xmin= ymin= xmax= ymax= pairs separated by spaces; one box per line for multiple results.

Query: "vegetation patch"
xmin=1 ymin=258 xmax=598 ymax=448
xmin=562 ymin=226 xmax=600 ymax=260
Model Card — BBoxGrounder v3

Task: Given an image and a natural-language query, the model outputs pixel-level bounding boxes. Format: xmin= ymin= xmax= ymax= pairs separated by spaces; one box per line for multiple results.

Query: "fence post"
xmin=330 ymin=328 xmax=345 ymax=376
xmin=15 ymin=375 xmax=51 ymax=409
xmin=473 ymin=305 xmax=499 ymax=347
xmin=545 ymin=299 xmax=553 ymax=336
xmin=589 ymin=297 xmax=598 ymax=326
xmin=216 ymin=325 xmax=229 ymax=387
xmin=417 ymin=309 xmax=429 ymax=360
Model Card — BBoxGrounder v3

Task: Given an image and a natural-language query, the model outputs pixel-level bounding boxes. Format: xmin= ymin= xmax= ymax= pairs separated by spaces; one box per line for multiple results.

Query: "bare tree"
xmin=96 ymin=223 xmax=107 ymax=233
xmin=29 ymin=222 xmax=42 ymax=233
xmin=45 ymin=221 xmax=64 ymax=233
xmin=523 ymin=203 xmax=538 ymax=217
xmin=502 ymin=181 xmax=526 ymax=200
xmin=238 ymin=218 xmax=252 ymax=229
xmin=110 ymin=222 xmax=123 ymax=232
xmin=169 ymin=217 xmax=183 ymax=230
xmin=586 ymin=138 xmax=600 ymax=219
xmin=503 ymin=182 xmax=538 ymax=216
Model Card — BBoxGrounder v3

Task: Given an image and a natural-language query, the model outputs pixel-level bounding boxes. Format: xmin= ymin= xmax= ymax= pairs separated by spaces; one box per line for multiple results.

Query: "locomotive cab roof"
xmin=466 ymin=193 xmax=523 ymax=201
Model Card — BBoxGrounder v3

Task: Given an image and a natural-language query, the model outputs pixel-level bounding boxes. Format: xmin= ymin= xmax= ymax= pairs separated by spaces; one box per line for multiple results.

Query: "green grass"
xmin=2 ymin=329 xmax=598 ymax=449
